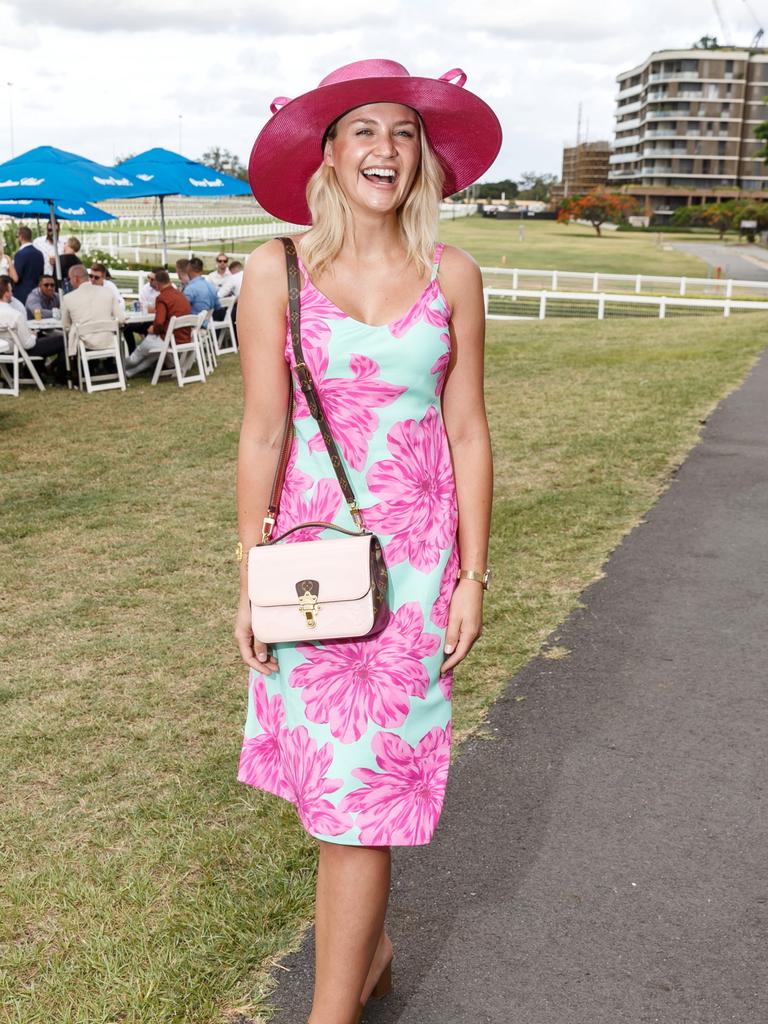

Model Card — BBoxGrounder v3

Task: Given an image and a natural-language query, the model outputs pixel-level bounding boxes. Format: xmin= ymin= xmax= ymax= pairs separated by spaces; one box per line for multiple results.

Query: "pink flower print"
xmin=284 ymin=267 xmax=346 ymax=364
xmin=430 ymin=546 xmax=459 ymax=630
xmin=305 ymin=354 xmax=406 ymax=471
xmin=340 ymin=724 xmax=452 ymax=845
xmin=238 ymin=677 xmax=290 ymax=798
xmin=273 ymin=438 xmax=341 ymax=542
xmin=290 ymin=602 xmax=441 ymax=744
xmin=279 ymin=725 xmax=353 ymax=836
xmin=431 ymin=329 xmax=451 ymax=395
xmin=389 ymin=279 xmax=449 ymax=339
xmin=438 ymin=669 xmax=452 ymax=702
xmin=364 ymin=405 xmax=457 ymax=572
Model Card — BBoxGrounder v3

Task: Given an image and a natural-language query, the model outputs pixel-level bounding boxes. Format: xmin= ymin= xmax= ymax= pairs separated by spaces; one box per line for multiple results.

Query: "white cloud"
xmin=0 ymin=0 xmax=764 ymax=180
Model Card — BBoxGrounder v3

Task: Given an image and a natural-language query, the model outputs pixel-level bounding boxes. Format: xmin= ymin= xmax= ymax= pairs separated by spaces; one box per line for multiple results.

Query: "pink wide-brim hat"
xmin=248 ymin=58 xmax=503 ymax=225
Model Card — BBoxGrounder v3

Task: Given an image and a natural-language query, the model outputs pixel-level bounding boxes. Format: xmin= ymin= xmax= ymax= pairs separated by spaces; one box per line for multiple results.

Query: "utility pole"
xmin=178 ymin=114 xmax=183 ymax=154
xmin=7 ymin=82 xmax=14 ymax=157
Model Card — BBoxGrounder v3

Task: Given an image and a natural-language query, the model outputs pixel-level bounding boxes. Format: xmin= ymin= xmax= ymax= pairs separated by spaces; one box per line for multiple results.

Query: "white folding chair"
xmin=150 ymin=313 xmax=207 ymax=387
xmin=196 ymin=309 xmax=217 ymax=375
xmin=209 ymin=296 xmax=238 ymax=356
xmin=73 ymin=320 xmax=126 ymax=394
xmin=0 ymin=325 xmax=46 ymax=396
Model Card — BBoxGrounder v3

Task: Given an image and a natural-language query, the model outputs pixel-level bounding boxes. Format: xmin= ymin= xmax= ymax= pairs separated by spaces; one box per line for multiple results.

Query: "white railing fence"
xmin=484 ymin=288 xmax=768 ymax=321
xmin=79 ymin=204 xmax=478 ymax=260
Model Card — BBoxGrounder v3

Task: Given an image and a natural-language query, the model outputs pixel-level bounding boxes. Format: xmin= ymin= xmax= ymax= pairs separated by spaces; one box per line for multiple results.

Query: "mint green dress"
xmin=238 ymin=244 xmax=458 ymax=846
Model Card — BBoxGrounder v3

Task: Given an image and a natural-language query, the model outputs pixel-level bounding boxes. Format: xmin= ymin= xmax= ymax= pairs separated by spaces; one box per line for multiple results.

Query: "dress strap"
xmin=430 ymin=243 xmax=446 ymax=282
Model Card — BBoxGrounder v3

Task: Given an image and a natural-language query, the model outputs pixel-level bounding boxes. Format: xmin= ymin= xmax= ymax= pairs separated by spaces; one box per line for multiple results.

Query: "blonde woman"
xmin=235 ymin=60 xmax=501 ymax=1024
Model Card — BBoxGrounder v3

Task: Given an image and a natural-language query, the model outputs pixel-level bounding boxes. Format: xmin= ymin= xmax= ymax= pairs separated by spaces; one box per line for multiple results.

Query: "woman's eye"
xmin=356 ymin=129 xmax=373 ymax=136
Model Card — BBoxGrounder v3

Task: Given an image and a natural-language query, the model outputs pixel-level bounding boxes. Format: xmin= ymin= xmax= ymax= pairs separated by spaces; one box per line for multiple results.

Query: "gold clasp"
xmin=349 ymin=502 xmax=364 ymax=530
xmin=296 ymin=579 xmax=320 ymax=628
xmin=261 ymin=515 xmax=276 ymax=544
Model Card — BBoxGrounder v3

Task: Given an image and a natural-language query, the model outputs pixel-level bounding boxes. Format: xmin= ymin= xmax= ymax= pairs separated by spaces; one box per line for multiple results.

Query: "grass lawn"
xmin=187 ymin=216 xmax=713 ymax=278
xmin=1 ymin=222 xmax=766 ymax=1021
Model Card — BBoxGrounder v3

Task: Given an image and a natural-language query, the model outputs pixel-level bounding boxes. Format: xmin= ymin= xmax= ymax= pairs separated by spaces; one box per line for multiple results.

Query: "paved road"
xmin=670 ymin=240 xmax=768 ymax=281
xmin=266 ymin=349 xmax=768 ymax=1024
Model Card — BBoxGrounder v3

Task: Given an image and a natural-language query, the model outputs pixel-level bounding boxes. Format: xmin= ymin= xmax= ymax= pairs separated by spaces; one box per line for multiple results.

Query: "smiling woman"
xmin=235 ymin=59 xmax=501 ymax=1024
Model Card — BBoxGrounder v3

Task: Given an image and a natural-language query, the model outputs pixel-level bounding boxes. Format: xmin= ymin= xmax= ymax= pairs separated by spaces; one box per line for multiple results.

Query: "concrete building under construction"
xmin=551 ymin=141 xmax=611 ymax=203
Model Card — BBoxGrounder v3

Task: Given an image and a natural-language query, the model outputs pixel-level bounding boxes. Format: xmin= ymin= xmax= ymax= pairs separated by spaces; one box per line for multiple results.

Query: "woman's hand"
xmin=234 ymin=592 xmax=279 ymax=675
xmin=440 ymin=580 xmax=484 ymax=676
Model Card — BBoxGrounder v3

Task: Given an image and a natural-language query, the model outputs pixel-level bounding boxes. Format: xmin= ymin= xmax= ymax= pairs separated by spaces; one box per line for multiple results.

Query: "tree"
xmin=699 ymin=202 xmax=736 ymax=239
xmin=556 ymin=187 xmax=638 ymax=236
xmin=517 ymin=171 xmax=558 ymax=202
xmin=693 ymin=35 xmax=720 ymax=49
xmin=199 ymin=146 xmax=248 ymax=180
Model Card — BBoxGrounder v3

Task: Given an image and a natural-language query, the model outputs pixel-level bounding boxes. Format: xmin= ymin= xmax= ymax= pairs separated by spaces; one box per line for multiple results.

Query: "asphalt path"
xmin=265 ymin=348 xmax=768 ymax=1024
xmin=669 ymin=241 xmax=768 ymax=282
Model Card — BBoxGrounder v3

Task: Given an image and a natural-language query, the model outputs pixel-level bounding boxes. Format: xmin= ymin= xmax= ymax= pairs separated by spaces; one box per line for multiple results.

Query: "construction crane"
xmin=712 ymin=0 xmax=732 ymax=43
xmin=742 ymin=0 xmax=764 ymax=47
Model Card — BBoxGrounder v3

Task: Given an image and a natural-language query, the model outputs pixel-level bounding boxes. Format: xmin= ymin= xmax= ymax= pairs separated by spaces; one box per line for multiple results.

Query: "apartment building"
xmin=609 ymin=48 xmax=768 ymax=219
xmin=550 ymin=141 xmax=611 ymax=204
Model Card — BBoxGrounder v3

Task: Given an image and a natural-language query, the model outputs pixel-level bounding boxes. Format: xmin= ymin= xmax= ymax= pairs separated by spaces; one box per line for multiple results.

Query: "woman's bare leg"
xmin=308 ymin=841 xmax=392 ymax=1024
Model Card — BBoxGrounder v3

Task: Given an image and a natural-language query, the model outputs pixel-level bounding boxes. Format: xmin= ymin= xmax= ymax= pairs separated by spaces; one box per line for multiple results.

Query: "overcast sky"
xmin=1 ymin=0 xmax=765 ymax=181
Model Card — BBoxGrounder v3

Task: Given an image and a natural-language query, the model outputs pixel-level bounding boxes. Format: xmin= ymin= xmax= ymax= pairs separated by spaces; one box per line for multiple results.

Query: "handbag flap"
xmin=248 ymin=534 xmax=374 ymax=607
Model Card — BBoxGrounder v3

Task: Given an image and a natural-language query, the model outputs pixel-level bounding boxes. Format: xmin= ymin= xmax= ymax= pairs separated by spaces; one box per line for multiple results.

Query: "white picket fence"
xmin=81 ymin=204 xmax=479 ymax=260
xmin=484 ymin=287 xmax=768 ymax=321
xmin=479 ymin=266 xmax=768 ymax=299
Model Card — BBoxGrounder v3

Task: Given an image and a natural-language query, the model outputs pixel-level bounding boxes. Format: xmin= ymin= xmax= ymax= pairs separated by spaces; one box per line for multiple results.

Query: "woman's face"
xmin=324 ymin=102 xmax=421 ymax=216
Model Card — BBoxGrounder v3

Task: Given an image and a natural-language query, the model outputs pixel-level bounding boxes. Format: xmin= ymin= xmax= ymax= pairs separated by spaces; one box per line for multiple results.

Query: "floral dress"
xmin=238 ymin=244 xmax=459 ymax=846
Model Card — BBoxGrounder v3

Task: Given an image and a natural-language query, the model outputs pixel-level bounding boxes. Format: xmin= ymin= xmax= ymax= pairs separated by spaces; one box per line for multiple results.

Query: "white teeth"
xmin=362 ymin=168 xmax=396 ymax=181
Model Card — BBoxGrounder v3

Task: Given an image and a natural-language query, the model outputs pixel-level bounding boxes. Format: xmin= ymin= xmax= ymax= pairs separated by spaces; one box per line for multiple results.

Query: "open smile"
xmin=361 ymin=167 xmax=399 ymax=188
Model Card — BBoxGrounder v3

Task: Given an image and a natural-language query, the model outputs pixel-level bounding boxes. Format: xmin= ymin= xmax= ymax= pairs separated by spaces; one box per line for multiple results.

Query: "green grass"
xmin=1 ymin=218 xmax=765 ymax=1022
xmin=438 ymin=216 xmax=712 ymax=274
xmin=187 ymin=217 xmax=712 ymax=277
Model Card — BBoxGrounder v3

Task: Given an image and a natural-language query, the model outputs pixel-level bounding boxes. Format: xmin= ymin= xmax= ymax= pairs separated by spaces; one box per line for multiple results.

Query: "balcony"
xmin=642 ymin=148 xmax=688 ymax=157
xmin=615 ymin=117 xmax=641 ymax=132
xmin=648 ymin=71 xmax=700 ymax=83
xmin=616 ymin=82 xmax=643 ymax=100
xmin=617 ymin=100 xmax=642 ymax=116
xmin=609 ymin=151 xmax=640 ymax=164
xmin=644 ymin=129 xmax=678 ymax=138
xmin=608 ymin=168 xmax=639 ymax=180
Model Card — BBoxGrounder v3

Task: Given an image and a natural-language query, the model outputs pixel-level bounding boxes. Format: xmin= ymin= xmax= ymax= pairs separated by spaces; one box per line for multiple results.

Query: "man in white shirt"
xmin=206 ymin=253 xmax=231 ymax=290
xmin=33 ymin=220 xmax=66 ymax=276
xmin=0 ymin=276 xmax=68 ymax=381
xmin=88 ymin=263 xmax=126 ymax=313
xmin=217 ymin=260 xmax=243 ymax=300
xmin=0 ymin=274 xmax=27 ymax=317
xmin=139 ymin=268 xmax=162 ymax=311
xmin=61 ymin=264 xmax=124 ymax=357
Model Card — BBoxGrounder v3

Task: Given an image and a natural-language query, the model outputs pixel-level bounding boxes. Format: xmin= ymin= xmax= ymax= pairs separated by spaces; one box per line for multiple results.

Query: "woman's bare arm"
xmin=234 ymin=239 xmax=291 ymax=673
xmin=438 ymin=246 xmax=493 ymax=675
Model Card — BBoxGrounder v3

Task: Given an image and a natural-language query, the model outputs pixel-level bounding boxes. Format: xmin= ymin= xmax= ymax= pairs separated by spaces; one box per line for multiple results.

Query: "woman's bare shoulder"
xmin=438 ymin=244 xmax=482 ymax=302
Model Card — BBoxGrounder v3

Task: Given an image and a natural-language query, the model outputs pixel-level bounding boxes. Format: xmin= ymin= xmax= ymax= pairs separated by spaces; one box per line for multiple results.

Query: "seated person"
xmin=0 ymin=274 xmax=28 ymax=318
xmin=25 ymin=274 xmax=61 ymax=319
xmin=89 ymin=263 xmax=126 ymax=313
xmin=0 ymin=276 xmax=67 ymax=382
xmin=125 ymin=270 xmax=192 ymax=378
xmin=183 ymin=257 xmax=220 ymax=318
xmin=61 ymin=264 xmax=125 ymax=365
xmin=215 ymin=259 xmax=243 ymax=324
xmin=206 ymin=253 xmax=231 ymax=289
xmin=175 ymin=258 xmax=190 ymax=286
xmin=139 ymin=268 xmax=162 ymax=311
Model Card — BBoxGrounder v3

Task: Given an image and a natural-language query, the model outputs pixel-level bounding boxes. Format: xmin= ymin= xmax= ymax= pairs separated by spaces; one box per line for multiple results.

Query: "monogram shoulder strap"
xmin=261 ymin=238 xmax=364 ymax=543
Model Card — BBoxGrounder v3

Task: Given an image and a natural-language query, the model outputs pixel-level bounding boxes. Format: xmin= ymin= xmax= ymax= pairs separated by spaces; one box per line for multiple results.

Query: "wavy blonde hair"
xmin=300 ymin=112 xmax=444 ymax=279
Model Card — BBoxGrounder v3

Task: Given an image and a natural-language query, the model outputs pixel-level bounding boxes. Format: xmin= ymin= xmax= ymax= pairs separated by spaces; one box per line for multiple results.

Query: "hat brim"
xmin=248 ymin=76 xmax=502 ymax=225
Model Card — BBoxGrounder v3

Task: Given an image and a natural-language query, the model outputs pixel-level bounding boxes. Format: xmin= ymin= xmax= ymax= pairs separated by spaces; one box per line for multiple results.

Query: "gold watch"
xmin=456 ymin=568 xmax=492 ymax=591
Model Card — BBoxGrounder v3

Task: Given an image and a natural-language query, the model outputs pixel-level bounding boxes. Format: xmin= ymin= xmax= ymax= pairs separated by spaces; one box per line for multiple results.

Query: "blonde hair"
xmin=300 ymin=114 xmax=444 ymax=279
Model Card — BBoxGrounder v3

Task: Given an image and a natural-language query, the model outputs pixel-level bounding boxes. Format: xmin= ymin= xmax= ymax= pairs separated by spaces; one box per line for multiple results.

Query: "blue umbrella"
xmin=116 ymin=148 xmax=252 ymax=263
xmin=0 ymin=145 xmax=155 ymax=277
xmin=0 ymin=199 xmax=117 ymax=221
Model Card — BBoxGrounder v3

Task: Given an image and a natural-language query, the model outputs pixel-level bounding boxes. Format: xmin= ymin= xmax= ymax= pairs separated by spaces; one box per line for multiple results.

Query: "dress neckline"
xmin=296 ymin=248 xmax=445 ymax=331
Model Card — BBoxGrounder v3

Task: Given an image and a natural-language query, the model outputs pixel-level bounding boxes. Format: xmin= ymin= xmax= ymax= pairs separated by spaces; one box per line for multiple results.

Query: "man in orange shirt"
xmin=124 ymin=270 xmax=191 ymax=378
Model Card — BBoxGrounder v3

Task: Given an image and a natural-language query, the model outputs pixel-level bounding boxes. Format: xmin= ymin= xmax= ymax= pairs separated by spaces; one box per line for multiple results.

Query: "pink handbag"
xmin=246 ymin=239 xmax=389 ymax=645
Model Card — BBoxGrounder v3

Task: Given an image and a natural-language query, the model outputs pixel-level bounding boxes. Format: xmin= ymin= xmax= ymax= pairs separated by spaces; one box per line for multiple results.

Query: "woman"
xmin=235 ymin=60 xmax=500 ymax=1024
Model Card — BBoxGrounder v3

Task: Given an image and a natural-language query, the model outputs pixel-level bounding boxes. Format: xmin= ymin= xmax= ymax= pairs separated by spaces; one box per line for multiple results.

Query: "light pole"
xmin=177 ymin=114 xmax=183 ymax=154
xmin=7 ymin=82 xmax=14 ymax=157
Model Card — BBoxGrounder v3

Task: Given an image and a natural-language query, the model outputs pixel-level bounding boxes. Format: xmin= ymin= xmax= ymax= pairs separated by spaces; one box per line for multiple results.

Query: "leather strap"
xmin=263 ymin=238 xmax=364 ymax=541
